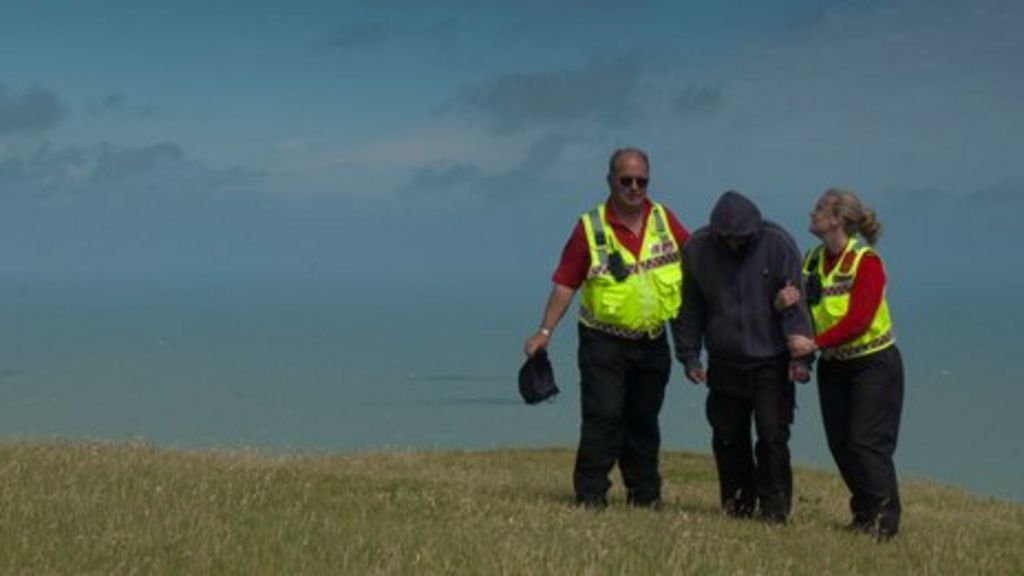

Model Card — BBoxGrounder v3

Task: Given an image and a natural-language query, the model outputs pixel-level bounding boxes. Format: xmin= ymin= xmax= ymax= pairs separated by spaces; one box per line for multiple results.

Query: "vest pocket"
xmin=586 ymin=275 xmax=631 ymax=324
xmin=651 ymin=267 xmax=682 ymax=317
xmin=598 ymin=285 xmax=628 ymax=314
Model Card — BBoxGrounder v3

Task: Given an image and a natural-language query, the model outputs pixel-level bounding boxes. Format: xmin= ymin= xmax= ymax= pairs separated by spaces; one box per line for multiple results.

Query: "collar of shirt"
xmin=604 ymin=199 xmax=653 ymax=258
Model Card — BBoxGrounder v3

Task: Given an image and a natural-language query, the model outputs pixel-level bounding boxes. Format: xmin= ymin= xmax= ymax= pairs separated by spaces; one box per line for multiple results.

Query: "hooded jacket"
xmin=671 ymin=191 xmax=812 ymax=370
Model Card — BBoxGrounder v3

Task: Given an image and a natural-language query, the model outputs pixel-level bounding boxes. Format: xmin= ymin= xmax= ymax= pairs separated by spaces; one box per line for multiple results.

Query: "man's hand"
xmin=685 ymin=366 xmax=706 ymax=384
xmin=787 ymin=334 xmax=818 ymax=357
xmin=788 ymin=362 xmax=811 ymax=384
xmin=523 ymin=329 xmax=551 ymax=357
xmin=775 ymin=281 xmax=801 ymax=312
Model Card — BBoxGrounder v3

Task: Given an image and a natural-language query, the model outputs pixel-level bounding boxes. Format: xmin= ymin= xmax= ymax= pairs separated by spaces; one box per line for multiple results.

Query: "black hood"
xmin=710 ymin=190 xmax=763 ymax=238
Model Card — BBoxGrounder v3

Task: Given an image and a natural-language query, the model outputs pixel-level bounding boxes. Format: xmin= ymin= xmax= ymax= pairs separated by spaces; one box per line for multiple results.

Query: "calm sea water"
xmin=1 ymin=277 xmax=1020 ymax=501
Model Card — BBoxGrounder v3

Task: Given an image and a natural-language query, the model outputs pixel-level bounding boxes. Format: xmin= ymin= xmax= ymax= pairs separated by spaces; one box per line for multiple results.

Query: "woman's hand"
xmin=787 ymin=334 xmax=818 ymax=357
xmin=775 ymin=281 xmax=801 ymax=311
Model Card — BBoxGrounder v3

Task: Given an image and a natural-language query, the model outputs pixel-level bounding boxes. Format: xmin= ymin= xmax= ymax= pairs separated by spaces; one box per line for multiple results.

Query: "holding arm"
xmin=776 ymin=282 xmax=817 ymax=364
xmin=670 ymin=245 xmax=707 ymax=384
xmin=524 ymin=222 xmax=588 ymax=357
xmin=785 ymin=252 xmax=887 ymax=359
xmin=815 ymin=254 xmax=885 ymax=348
xmin=774 ymin=235 xmax=814 ymax=382
xmin=777 ymin=238 xmax=813 ymax=342
xmin=523 ymin=284 xmax=576 ymax=357
xmin=775 ymin=281 xmax=801 ymax=312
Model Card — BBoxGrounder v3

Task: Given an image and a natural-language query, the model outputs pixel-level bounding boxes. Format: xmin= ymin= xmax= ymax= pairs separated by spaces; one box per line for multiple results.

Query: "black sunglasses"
xmin=618 ymin=176 xmax=649 ymax=189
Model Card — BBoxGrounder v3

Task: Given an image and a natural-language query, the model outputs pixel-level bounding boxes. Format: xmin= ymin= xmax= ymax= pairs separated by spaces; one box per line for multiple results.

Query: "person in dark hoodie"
xmin=670 ymin=190 xmax=813 ymax=523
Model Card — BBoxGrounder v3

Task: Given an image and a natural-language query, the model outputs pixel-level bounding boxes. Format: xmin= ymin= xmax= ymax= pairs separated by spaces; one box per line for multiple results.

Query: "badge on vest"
xmin=650 ymin=241 xmax=674 ymax=255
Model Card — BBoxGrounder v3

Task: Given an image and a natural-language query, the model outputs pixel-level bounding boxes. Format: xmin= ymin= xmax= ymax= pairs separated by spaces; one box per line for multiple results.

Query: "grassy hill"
xmin=1 ymin=441 xmax=1021 ymax=574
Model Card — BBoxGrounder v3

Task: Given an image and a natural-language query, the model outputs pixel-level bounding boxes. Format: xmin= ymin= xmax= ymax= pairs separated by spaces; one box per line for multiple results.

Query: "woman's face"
xmin=809 ymin=195 xmax=840 ymax=238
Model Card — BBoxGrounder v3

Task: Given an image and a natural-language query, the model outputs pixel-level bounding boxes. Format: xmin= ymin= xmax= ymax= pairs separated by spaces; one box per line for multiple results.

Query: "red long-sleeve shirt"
xmin=552 ymin=200 xmax=690 ymax=289
xmin=814 ymin=250 xmax=886 ymax=349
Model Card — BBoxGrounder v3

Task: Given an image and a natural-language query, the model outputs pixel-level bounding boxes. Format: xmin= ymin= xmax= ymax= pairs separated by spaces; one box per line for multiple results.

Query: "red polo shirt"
xmin=552 ymin=200 xmax=690 ymax=289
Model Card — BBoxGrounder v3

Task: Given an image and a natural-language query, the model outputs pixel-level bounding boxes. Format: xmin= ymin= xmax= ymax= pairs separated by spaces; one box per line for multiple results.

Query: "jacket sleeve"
xmin=776 ymin=232 xmax=814 ymax=339
xmin=671 ymin=241 xmax=705 ymax=369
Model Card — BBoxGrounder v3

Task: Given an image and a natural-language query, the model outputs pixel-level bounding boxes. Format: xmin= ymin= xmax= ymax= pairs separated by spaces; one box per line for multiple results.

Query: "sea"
xmin=1 ymin=275 xmax=1020 ymax=502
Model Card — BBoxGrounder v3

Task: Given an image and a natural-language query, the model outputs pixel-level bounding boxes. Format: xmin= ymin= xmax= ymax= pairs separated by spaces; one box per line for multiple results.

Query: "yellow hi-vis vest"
xmin=803 ymin=237 xmax=895 ymax=360
xmin=578 ymin=202 xmax=682 ymax=338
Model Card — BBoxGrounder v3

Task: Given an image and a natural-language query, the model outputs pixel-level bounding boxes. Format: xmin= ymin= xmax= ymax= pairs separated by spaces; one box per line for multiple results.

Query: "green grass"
xmin=1 ymin=442 xmax=1021 ymax=574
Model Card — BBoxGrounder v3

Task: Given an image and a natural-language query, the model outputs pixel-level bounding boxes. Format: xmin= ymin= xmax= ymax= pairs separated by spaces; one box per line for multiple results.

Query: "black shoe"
xmin=848 ymin=514 xmax=897 ymax=541
xmin=866 ymin=515 xmax=898 ymax=542
xmin=862 ymin=500 xmax=899 ymax=541
xmin=723 ymin=497 xmax=755 ymax=519
xmin=758 ymin=510 xmax=787 ymax=525
xmin=575 ymin=495 xmax=608 ymax=510
xmin=627 ymin=489 xmax=661 ymax=510
xmin=846 ymin=513 xmax=870 ymax=533
xmin=628 ymin=497 xmax=662 ymax=510
xmin=846 ymin=521 xmax=868 ymax=533
xmin=869 ymin=527 xmax=897 ymax=542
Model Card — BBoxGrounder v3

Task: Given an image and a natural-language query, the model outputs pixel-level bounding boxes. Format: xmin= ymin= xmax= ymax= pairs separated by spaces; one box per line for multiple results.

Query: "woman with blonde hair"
xmin=783 ymin=188 xmax=905 ymax=540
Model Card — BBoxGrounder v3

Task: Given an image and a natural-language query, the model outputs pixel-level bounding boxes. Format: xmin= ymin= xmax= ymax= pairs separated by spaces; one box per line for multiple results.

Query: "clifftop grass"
xmin=1 ymin=441 xmax=1021 ymax=574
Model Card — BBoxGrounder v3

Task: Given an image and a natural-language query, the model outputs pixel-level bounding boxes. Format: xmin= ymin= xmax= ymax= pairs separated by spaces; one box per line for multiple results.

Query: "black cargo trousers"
xmin=705 ymin=359 xmax=795 ymax=521
xmin=818 ymin=345 xmax=904 ymax=537
xmin=573 ymin=324 xmax=671 ymax=506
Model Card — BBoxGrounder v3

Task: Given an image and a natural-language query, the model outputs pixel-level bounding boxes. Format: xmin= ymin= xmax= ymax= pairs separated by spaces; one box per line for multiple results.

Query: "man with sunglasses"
xmin=523 ymin=147 xmax=689 ymax=508
xmin=670 ymin=190 xmax=813 ymax=524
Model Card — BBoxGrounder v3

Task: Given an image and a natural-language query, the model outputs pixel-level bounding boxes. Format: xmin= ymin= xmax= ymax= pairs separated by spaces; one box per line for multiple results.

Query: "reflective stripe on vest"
xmin=579 ymin=306 xmax=666 ymax=340
xmin=578 ymin=202 xmax=682 ymax=335
xmin=586 ymin=209 xmax=609 ymax=269
xmin=804 ymin=238 xmax=895 ymax=361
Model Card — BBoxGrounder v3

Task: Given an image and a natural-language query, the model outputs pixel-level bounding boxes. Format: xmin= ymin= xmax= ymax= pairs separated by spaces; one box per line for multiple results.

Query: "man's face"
xmin=718 ymin=234 xmax=751 ymax=255
xmin=607 ymin=153 xmax=649 ymax=210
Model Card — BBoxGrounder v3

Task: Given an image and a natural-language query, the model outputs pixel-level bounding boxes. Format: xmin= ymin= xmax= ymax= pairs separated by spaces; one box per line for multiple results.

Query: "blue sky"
xmin=1 ymin=0 xmax=1022 ymax=288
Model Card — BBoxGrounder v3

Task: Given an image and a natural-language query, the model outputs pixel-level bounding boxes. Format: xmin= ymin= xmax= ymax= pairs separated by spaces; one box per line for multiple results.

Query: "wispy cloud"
xmin=403 ymin=162 xmax=482 ymax=195
xmin=399 ymin=131 xmax=575 ymax=200
xmin=457 ymin=55 xmax=643 ymax=134
xmin=91 ymin=142 xmax=183 ymax=181
xmin=95 ymin=92 xmax=128 ymax=114
xmin=0 ymin=141 xmax=264 ymax=199
xmin=0 ymin=142 xmax=179 ymax=190
xmin=671 ymin=84 xmax=725 ymax=118
xmin=520 ymin=132 xmax=572 ymax=173
xmin=0 ymin=84 xmax=64 ymax=135
xmin=87 ymin=92 xmax=158 ymax=118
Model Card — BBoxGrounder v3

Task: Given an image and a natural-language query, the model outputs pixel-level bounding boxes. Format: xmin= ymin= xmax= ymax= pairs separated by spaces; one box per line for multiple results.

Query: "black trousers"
xmin=818 ymin=345 xmax=904 ymax=535
xmin=573 ymin=324 xmax=671 ymax=504
xmin=705 ymin=360 xmax=794 ymax=519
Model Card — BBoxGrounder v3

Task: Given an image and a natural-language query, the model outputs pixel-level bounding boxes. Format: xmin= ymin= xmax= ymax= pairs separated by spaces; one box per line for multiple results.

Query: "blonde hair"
xmin=822 ymin=188 xmax=882 ymax=245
